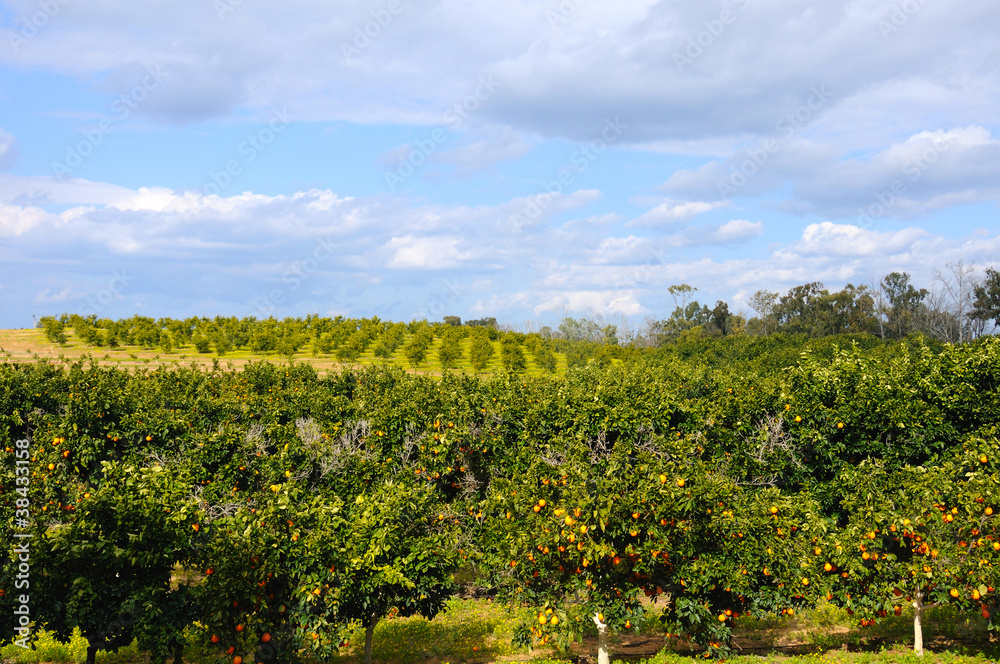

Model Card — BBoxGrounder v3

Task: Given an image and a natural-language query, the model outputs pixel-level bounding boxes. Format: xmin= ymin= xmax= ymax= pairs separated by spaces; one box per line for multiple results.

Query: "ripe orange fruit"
xmin=47 ymin=463 xmax=55 ymax=471
xmin=987 ymin=507 xmax=994 ymax=516
xmin=659 ymin=474 xmax=667 ymax=484
xmin=973 ymin=590 xmax=981 ymax=600
xmin=676 ymin=479 xmax=685 ymax=488
xmin=769 ymin=506 xmax=778 ymax=514
xmin=192 ymin=524 xmax=200 ymax=531
xmin=794 ymin=416 xmax=802 ymax=423
xmin=824 ymin=563 xmax=833 ymax=572
xmin=981 ymin=455 xmax=989 ymax=464
xmin=211 ymin=635 xmax=220 ymax=644
xmin=538 ymin=499 xmax=546 ymax=508
xmin=837 ymin=422 xmax=844 ymax=429
xmin=235 ymin=624 xmax=244 ymax=633
xmin=226 ymin=647 xmax=235 ymax=655
xmin=950 ymin=588 xmax=960 ymax=598
xmin=234 ymin=657 xmax=242 ymax=664
xmin=146 ymin=435 xmax=152 ymax=441
xmin=984 ymin=609 xmax=991 ymax=619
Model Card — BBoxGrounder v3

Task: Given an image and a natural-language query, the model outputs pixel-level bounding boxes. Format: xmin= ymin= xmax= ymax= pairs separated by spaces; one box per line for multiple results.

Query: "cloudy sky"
xmin=0 ymin=0 xmax=997 ymax=329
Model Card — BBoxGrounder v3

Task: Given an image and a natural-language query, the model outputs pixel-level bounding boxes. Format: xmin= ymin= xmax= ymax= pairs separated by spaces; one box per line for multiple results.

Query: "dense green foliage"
xmin=2 ymin=332 xmax=1000 ymax=661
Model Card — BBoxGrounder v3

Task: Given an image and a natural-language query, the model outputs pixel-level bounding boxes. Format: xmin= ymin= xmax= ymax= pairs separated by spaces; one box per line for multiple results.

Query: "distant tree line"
xmin=36 ymin=263 xmax=999 ymax=370
xmin=633 ymin=262 xmax=998 ymax=347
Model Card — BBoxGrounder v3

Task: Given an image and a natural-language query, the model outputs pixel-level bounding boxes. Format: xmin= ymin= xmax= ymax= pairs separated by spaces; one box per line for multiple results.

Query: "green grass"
xmin=5 ymin=600 xmax=999 ymax=664
xmin=0 ymin=627 xmax=142 ymax=664
xmin=4 ymin=328 xmax=572 ymax=378
xmin=324 ymin=597 xmax=536 ymax=663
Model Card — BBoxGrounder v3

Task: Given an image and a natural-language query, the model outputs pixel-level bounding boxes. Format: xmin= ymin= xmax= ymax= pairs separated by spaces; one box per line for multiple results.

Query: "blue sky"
xmin=0 ymin=0 xmax=997 ymax=331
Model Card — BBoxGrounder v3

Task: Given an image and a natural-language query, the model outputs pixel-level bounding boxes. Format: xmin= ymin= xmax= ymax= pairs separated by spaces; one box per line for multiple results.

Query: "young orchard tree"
xmin=828 ymin=442 xmax=1000 ymax=656
xmin=469 ymin=329 xmax=495 ymax=373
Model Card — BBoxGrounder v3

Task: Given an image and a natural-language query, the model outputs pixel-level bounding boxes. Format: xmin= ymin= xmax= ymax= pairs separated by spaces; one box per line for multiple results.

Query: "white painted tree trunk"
xmin=913 ymin=586 xmax=924 ymax=657
xmin=593 ymin=612 xmax=610 ymax=664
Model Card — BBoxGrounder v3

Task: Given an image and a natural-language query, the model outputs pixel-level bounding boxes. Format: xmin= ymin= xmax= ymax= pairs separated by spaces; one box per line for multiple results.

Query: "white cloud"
xmin=710 ymin=219 xmax=763 ymax=243
xmin=0 ymin=178 xmax=997 ymax=326
xmin=627 ymin=199 xmax=728 ymax=227
xmin=385 ymin=235 xmax=473 ymax=269
xmin=661 ymin=126 xmax=1000 ymax=219
xmin=0 ymin=0 xmax=994 ymax=149
xmin=431 ymin=126 xmax=535 ymax=175
xmin=0 ymin=174 xmax=137 ymax=207
xmin=0 ymin=129 xmax=18 ymax=169
xmin=0 ymin=203 xmax=49 ymax=236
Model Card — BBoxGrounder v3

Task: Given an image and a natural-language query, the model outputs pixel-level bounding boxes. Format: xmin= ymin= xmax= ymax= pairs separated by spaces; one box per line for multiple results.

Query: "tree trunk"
xmin=173 ymin=643 xmax=184 ymax=664
xmin=592 ymin=612 xmax=610 ymax=664
xmin=364 ymin=618 xmax=378 ymax=664
xmin=86 ymin=645 xmax=98 ymax=664
xmin=913 ymin=586 xmax=925 ymax=657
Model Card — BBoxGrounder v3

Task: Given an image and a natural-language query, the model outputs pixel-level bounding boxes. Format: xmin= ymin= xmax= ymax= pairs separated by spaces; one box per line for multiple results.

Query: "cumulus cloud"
xmin=660 ymin=126 xmax=1000 ymax=219
xmin=0 ymin=0 xmax=994 ymax=145
xmin=0 ymin=180 xmax=997 ymax=326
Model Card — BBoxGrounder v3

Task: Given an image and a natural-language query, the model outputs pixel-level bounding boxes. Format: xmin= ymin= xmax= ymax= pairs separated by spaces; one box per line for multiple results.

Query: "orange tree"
xmin=192 ymin=483 xmax=349 ymax=664
xmin=194 ymin=431 xmax=461 ymax=664
xmin=480 ymin=429 xmax=827 ymax=661
xmin=824 ymin=437 xmax=1000 ymax=656
xmin=332 ymin=478 xmax=462 ymax=664
xmin=30 ymin=461 xmax=199 ymax=664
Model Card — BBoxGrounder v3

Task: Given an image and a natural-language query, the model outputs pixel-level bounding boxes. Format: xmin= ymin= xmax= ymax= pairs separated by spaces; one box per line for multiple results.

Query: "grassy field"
xmin=4 ymin=598 xmax=999 ymax=664
xmin=0 ymin=328 xmax=570 ymax=376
